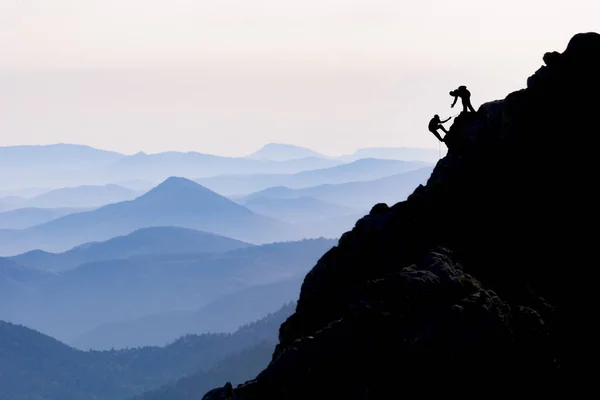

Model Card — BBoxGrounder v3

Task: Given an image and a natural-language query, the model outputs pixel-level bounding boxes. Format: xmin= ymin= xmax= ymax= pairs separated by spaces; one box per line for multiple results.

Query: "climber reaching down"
xmin=450 ymin=85 xmax=476 ymax=113
xmin=428 ymin=114 xmax=452 ymax=143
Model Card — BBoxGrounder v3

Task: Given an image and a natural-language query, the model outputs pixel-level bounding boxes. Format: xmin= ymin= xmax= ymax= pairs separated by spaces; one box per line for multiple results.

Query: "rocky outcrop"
xmin=203 ymin=32 xmax=600 ymax=399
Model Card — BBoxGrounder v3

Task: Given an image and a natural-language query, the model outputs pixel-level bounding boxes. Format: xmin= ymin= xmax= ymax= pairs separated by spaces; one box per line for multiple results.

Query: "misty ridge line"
xmin=0 ymin=142 xmax=438 ymax=193
xmin=0 ymin=142 xmax=439 ymax=159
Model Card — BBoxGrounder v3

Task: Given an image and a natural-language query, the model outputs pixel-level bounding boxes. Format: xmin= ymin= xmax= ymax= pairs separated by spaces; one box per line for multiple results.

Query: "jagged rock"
xmin=202 ymin=382 xmax=234 ymax=400
xmin=204 ymin=32 xmax=600 ymax=398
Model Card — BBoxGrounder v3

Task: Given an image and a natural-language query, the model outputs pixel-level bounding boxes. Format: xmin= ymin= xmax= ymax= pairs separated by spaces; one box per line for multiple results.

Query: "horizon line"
xmin=0 ymin=141 xmax=440 ymax=158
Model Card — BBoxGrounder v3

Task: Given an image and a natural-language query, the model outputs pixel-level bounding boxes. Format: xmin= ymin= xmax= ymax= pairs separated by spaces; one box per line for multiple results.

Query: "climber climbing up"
xmin=450 ymin=85 xmax=476 ymax=113
xmin=428 ymin=114 xmax=452 ymax=143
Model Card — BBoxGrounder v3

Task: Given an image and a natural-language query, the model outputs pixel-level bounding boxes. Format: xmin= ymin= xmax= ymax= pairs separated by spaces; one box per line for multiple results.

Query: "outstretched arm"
xmin=451 ymin=96 xmax=458 ymax=107
xmin=441 ymin=117 xmax=451 ymax=123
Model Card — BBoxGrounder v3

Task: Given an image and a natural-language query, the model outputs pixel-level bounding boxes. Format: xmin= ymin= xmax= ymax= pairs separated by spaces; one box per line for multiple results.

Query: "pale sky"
xmin=0 ymin=0 xmax=598 ymax=156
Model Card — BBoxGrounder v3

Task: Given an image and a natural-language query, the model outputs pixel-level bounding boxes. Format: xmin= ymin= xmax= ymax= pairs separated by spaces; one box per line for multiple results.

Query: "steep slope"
xmin=0 ymin=303 xmax=294 ymax=400
xmin=11 ymin=227 xmax=252 ymax=272
xmin=245 ymin=143 xmax=328 ymax=161
xmin=198 ymin=158 xmax=429 ymax=196
xmin=243 ymin=167 xmax=433 ymax=209
xmin=202 ymin=32 xmax=600 ymax=399
xmin=0 ymin=177 xmax=291 ymax=255
xmin=4 ymin=238 xmax=335 ymax=341
xmin=0 ymin=207 xmax=83 ymax=229
xmin=74 ymin=277 xmax=304 ymax=350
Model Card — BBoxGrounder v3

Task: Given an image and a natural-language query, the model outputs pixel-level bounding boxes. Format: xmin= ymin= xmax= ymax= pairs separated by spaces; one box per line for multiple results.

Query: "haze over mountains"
xmin=2 ymin=238 xmax=335 ymax=342
xmin=10 ymin=226 xmax=252 ymax=272
xmin=0 ymin=207 xmax=84 ymax=229
xmin=197 ymin=158 xmax=430 ymax=196
xmin=0 ymin=303 xmax=294 ymax=400
xmin=0 ymin=177 xmax=293 ymax=255
xmin=74 ymin=277 xmax=304 ymax=350
xmin=0 ymin=143 xmax=437 ymax=190
xmin=242 ymin=167 xmax=433 ymax=209
xmin=2 ymin=184 xmax=140 ymax=210
xmin=1 ymin=140 xmax=438 ymax=400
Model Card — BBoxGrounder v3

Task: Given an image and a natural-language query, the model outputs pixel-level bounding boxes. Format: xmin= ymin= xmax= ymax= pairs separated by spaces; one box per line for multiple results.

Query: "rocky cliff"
xmin=204 ymin=32 xmax=600 ymax=399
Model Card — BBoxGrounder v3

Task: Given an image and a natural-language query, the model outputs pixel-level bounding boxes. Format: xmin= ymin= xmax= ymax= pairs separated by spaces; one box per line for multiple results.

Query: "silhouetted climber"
xmin=428 ymin=114 xmax=452 ymax=143
xmin=450 ymin=85 xmax=476 ymax=112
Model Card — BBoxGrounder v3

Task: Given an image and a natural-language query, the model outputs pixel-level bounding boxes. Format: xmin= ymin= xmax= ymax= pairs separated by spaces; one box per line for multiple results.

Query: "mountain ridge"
xmin=202 ymin=31 xmax=600 ymax=399
xmin=0 ymin=303 xmax=294 ymax=400
xmin=197 ymin=158 xmax=430 ymax=196
xmin=242 ymin=167 xmax=434 ymax=209
xmin=0 ymin=177 xmax=290 ymax=255
xmin=10 ymin=226 xmax=252 ymax=272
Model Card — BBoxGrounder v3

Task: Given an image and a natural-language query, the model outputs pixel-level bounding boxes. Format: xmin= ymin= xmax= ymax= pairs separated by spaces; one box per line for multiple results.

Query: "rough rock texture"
xmin=204 ymin=32 xmax=600 ymax=399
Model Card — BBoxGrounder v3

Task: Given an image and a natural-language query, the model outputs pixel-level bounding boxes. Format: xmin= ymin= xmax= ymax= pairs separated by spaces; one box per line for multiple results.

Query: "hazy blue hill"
xmin=289 ymin=158 xmax=430 ymax=184
xmin=0 ymin=195 xmax=27 ymax=211
xmin=0 ymin=258 xmax=54 ymax=321
xmin=294 ymin=211 xmax=368 ymax=240
xmin=133 ymin=342 xmax=275 ymax=400
xmin=0 ymin=144 xmax=342 ymax=190
xmin=73 ymin=277 xmax=304 ymax=350
xmin=243 ymin=196 xmax=360 ymax=224
xmin=0 ymin=144 xmax=126 ymax=190
xmin=245 ymin=143 xmax=329 ymax=161
xmin=338 ymin=146 xmax=440 ymax=163
xmin=113 ymin=179 xmax=157 ymax=192
xmin=244 ymin=167 xmax=434 ymax=209
xmin=0 ymin=303 xmax=294 ymax=400
xmin=0 ymin=143 xmax=125 ymax=168
xmin=0 ymin=207 xmax=84 ymax=229
xmin=23 ymin=184 xmax=140 ymax=208
xmin=197 ymin=158 xmax=429 ymax=196
xmin=0 ymin=177 xmax=291 ymax=255
xmin=103 ymin=151 xmax=342 ymax=182
xmin=0 ymin=183 xmax=137 ymax=211
xmin=0 ymin=186 xmax=53 ymax=199
xmin=10 ymin=226 xmax=252 ymax=272
xmin=0 ymin=257 xmax=53 ymax=283
xmin=3 ymin=238 xmax=334 ymax=342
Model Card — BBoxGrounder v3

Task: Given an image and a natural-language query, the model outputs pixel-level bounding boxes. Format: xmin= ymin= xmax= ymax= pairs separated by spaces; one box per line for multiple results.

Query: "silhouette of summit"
xmin=203 ymin=32 xmax=600 ymax=398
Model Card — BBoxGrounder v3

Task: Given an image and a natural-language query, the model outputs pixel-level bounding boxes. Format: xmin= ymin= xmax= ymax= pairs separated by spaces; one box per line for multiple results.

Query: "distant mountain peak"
xmin=246 ymin=143 xmax=328 ymax=161
xmin=145 ymin=176 xmax=212 ymax=194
